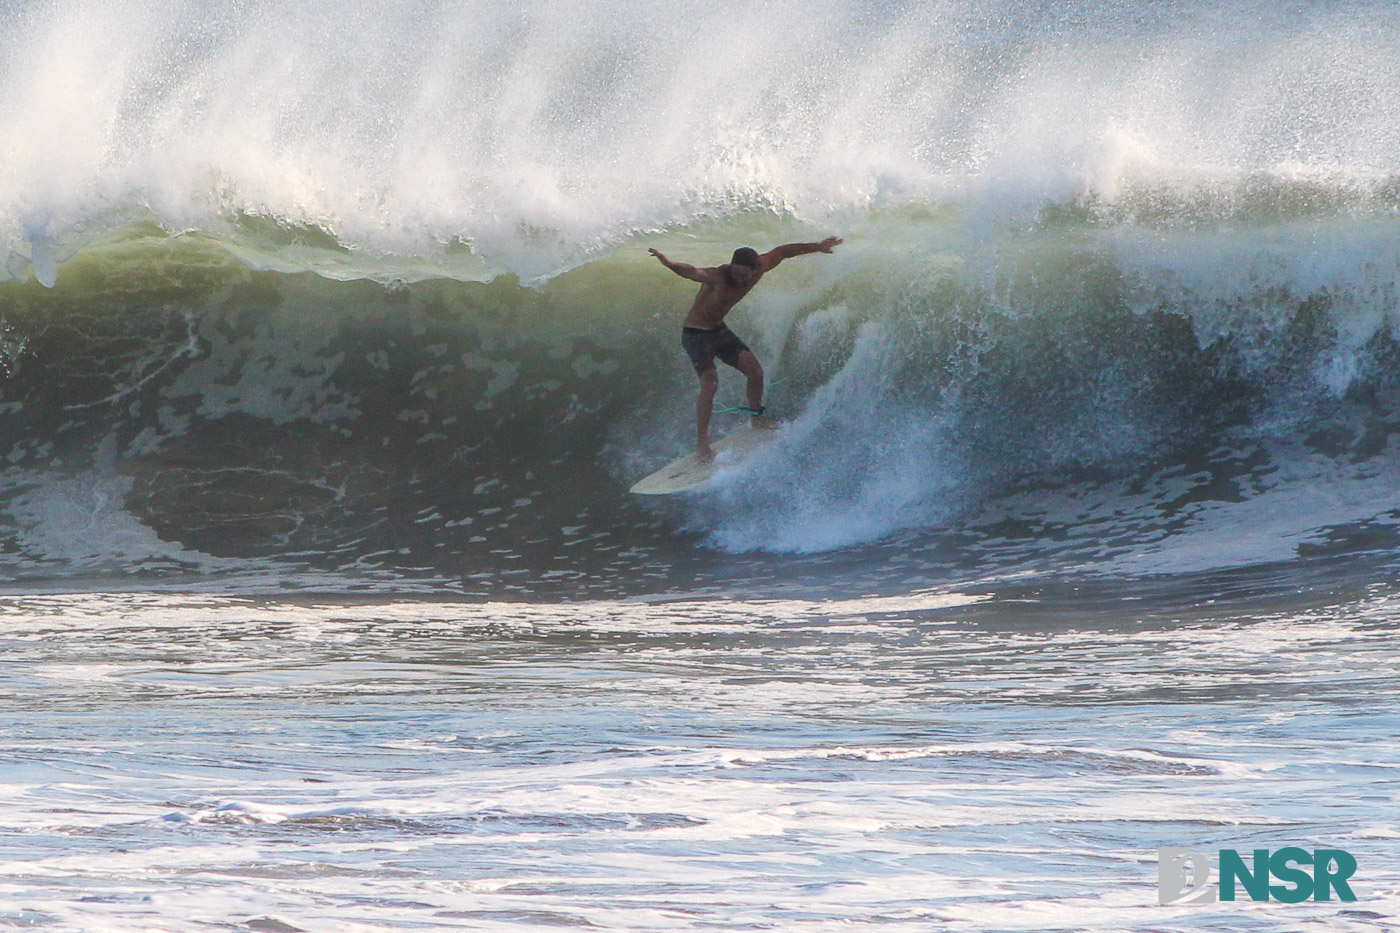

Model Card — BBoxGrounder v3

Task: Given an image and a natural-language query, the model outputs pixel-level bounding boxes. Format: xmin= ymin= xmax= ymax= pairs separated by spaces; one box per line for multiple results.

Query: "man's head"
xmin=727 ymin=246 xmax=760 ymax=286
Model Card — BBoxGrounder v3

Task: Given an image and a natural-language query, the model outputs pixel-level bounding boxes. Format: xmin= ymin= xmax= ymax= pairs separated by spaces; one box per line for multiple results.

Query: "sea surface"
xmin=2 ymin=0 xmax=1400 ymax=929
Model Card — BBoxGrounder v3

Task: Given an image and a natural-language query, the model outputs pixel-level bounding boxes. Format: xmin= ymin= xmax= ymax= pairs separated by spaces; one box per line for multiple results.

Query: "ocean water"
xmin=3 ymin=0 xmax=1400 ymax=929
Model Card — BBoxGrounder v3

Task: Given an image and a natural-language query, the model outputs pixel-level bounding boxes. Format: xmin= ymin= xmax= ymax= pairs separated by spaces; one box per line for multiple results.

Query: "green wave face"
xmin=2 ymin=204 xmax=1400 ymax=587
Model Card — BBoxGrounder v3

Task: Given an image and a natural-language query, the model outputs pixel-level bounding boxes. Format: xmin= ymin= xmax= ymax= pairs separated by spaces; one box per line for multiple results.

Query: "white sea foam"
xmin=1 ymin=470 xmax=239 ymax=572
xmin=4 ymin=0 xmax=1400 ymax=281
xmin=0 ymin=590 xmax=1398 ymax=929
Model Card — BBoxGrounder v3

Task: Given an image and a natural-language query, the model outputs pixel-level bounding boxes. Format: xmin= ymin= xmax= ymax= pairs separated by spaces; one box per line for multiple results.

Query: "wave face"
xmin=4 ymin=0 xmax=1400 ymax=590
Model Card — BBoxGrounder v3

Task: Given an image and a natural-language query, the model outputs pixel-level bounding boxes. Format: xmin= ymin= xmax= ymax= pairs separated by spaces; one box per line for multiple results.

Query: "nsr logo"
xmin=1158 ymin=847 xmax=1358 ymax=905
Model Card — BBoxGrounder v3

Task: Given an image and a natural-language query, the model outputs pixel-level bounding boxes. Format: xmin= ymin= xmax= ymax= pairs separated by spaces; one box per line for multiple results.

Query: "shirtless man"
xmin=649 ymin=237 xmax=842 ymax=460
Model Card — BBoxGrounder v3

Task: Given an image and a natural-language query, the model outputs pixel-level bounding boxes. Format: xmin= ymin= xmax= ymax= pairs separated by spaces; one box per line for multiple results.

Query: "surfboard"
xmin=629 ymin=426 xmax=779 ymax=495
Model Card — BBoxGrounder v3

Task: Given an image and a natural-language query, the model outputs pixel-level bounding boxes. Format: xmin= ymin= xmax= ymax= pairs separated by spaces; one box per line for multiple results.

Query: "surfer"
xmin=649 ymin=237 xmax=842 ymax=460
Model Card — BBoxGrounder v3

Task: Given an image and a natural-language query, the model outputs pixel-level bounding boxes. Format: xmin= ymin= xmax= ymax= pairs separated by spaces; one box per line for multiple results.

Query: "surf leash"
xmin=714 ymin=378 xmax=784 ymax=416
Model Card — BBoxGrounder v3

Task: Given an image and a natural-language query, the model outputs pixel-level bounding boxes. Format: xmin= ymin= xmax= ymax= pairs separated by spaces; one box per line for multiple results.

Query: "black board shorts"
xmin=682 ymin=324 xmax=750 ymax=373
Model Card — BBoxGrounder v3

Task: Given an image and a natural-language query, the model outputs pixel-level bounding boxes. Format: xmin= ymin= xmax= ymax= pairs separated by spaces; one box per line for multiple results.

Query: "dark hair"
xmin=731 ymin=247 xmax=759 ymax=268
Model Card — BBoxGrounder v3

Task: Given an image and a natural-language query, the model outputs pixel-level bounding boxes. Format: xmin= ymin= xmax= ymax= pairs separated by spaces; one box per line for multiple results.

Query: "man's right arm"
xmin=649 ymin=248 xmax=713 ymax=283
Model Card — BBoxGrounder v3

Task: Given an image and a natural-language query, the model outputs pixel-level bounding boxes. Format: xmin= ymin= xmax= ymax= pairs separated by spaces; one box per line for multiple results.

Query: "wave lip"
xmin=6 ymin=0 xmax=1400 ymax=284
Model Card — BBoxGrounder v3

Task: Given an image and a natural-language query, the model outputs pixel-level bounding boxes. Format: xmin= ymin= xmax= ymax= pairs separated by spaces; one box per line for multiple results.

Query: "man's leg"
xmin=735 ymin=350 xmax=776 ymax=429
xmin=696 ymin=367 xmax=718 ymax=459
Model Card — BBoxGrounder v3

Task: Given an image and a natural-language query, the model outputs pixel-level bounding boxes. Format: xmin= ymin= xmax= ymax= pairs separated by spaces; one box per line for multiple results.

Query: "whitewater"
xmin=1 ymin=0 xmax=1400 ymax=929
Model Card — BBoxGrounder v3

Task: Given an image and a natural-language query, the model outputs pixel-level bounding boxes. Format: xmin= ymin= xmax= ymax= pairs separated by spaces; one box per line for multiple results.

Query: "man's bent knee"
xmin=736 ymin=351 xmax=762 ymax=377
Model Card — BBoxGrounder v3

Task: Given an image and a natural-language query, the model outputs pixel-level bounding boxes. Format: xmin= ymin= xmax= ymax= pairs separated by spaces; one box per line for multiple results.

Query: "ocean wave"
xmin=6 ymin=0 xmax=1400 ymax=582
xmin=0 ymin=205 xmax=1398 ymax=584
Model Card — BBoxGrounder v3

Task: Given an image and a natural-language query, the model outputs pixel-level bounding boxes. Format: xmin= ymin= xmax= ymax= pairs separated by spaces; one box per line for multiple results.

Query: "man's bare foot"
xmin=696 ymin=444 xmax=716 ymax=463
xmin=751 ymin=415 xmax=778 ymax=430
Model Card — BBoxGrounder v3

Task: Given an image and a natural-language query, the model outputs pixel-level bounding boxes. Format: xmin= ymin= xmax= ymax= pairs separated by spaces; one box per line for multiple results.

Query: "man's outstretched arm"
xmin=649 ymin=248 xmax=714 ymax=283
xmin=758 ymin=236 xmax=842 ymax=272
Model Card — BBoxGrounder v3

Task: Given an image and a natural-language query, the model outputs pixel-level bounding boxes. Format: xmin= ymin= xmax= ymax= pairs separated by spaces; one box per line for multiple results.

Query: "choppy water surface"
xmin=0 ymin=584 xmax=1397 ymax=931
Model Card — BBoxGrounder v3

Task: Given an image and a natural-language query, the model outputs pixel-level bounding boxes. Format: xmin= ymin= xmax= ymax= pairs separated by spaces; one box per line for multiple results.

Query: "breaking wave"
xmin=4 ymin=0 xmax=1400 ymax=589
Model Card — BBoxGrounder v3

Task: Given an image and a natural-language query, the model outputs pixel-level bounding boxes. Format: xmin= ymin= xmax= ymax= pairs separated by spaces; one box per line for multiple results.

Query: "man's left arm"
xmin=758 ymin=236 xmax=842 ymax=272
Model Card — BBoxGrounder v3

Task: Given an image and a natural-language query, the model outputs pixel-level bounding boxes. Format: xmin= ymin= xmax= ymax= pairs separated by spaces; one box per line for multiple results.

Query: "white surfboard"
xmin=629 ymin=426 xmax=779 ymax=495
